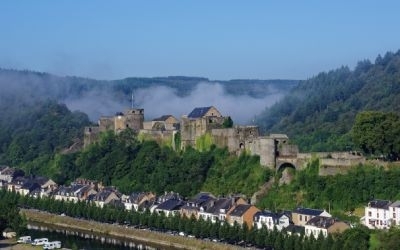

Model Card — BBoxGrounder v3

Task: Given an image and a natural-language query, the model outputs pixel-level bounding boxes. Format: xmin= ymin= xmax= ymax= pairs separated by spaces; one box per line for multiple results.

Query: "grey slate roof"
xmin=152 ymin=115 xmax=173 ymax=121
xmin=390 ymin=201 xmax=400 ymax=208
xmin=229 ymin=204 xmax=251 ymax=217
xmin=284 ymin=224 xmax=305 ymax=234
xmin=188 ymin=107 xmax=212 ymax=119
xmin=369 ymin=199 xmax=391 ymax=209
xmin=293 ymin=207 xmax=324 ymax=216
xmin=156 ymin=199 xmax=184 ymax=211
xmin=306 ymin=216 xmax=340 ymax=229
xmin=205 ymin=198 xmax=233 ymax=215
xmin=254 ymin=210 xmax=283 ymax=223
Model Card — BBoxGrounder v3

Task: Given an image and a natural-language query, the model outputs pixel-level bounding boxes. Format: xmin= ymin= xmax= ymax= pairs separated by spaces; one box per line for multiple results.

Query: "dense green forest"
xmin=0 ymin=100 xmax=91 ymax=169
xmin=257 ymin=50 xmax=400 ymax=152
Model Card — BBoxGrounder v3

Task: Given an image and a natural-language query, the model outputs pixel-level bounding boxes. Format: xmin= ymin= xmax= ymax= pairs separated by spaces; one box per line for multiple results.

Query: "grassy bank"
xmin=21 ymin=209 xmax=243 ymax=250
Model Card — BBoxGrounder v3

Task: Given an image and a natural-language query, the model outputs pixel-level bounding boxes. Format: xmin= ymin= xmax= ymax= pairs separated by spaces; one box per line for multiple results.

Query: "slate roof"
xmin=0 ymin=165 xmax=9 ymax=172
xmin=94 ymin=190 xmax=118 ymax=201
xmin=306 ymin=216 xmax=339 ymax=229
xmin=284 ymin=224 xmax=305 ymax=234
xmin=33 ymin=176 xmax=50 ymax=186
xmin=229 ymin=204 xmax=252 ymax=217
xmin=204 ymin=198 xmax=233 ymax=215
xmin=293 ymin=207 xmax=324 ymax=216
xmin=156 ymin=199 xmax=184 ymax=211
xmin=369 ymin=199 xmax=391 ymax=209
xmin=254 ymin=210 xmax=283 ymax=222
xmin=152 ymin=115 xmax=174 ymax=122
xmin=21 ymin=181 xmax=40 ymax=192
xmin=390 ymin=201 xmax=400 ymax=208
xmin=157 ymin=191 xmax=182 ymax=203
xmin=188 ymin=107 xmax=213 ymax=119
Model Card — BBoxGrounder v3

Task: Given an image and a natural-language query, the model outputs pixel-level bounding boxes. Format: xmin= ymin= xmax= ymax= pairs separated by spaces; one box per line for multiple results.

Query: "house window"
xmin=377 ymin=213 xmax=379 ymax=218
xmin=368 ymin=211 xmax=372 ymax=217
xmin=394 ymin=213 xmax=396 ymax=219
xmin=299 ymin=215 xmax=302 ymax=221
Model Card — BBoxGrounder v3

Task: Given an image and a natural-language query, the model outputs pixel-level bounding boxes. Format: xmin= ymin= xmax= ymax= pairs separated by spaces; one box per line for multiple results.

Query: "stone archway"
xmin=276 ymin=162 xmax=296 ymax=185
xmin=277 ymin=162 xmax=297 ymax=172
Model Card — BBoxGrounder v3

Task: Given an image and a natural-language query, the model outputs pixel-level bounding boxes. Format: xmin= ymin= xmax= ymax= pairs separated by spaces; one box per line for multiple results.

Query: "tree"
xmin=223 ymin=117 xmax=234 ymax=128
xmin=352 ymin=111 xmax=400 ymax=158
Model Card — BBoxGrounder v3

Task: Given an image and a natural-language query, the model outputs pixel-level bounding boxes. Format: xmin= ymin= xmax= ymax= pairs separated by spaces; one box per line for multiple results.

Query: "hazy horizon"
xmin=1 ymin=1 xmax=400 ymax=81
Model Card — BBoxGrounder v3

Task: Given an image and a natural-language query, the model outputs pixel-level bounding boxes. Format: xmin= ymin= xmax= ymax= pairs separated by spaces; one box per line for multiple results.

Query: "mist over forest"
xmin=0 ymin=68 xmax=298 ymax=125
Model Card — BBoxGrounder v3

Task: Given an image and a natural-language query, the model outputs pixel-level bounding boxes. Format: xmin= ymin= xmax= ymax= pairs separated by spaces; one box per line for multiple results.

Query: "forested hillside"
xmin=258 ymin=160 xmax=400 ymax=219
xmin=0 ymin=100 xmax=90 ymax=168
xmin=256 ymin=50 xmax=400 ymax=152
xmin=45 ymin=130 xmax=270 ymax=197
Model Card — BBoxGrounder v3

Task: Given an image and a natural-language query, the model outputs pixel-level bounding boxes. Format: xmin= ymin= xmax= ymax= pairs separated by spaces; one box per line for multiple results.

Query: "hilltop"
xmin=257 ymin=50 xmax=400 ymax=152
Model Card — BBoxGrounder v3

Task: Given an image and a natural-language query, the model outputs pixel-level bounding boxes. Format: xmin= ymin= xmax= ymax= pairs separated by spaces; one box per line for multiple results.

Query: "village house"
xmin=253 ymin=210 xmax=290 ymax=231
xmin=0 ymin=166 xmax=24 ymax=183
xmin=305 ymin=216 xmax=349 ymax=238
xmin=53 ymin=186 xmax=80 ymax=203
xmin=227 ymin=204 xmax=260 ymax=228
xmin=154 ymin=198 xmax=184 ymax=217
xmin=32 ymin=176 xmax=58 ymax=198
xmin=180 ymin=192 xmax=216 ymax=219
xmin=122 ymin=192 xmax=155 ymax=212
xmin=292 ymin=207 xmax=331 ymax=226
xmin=284 ymin=224 xmax=305 ymax=236
xmin=7 ymin=176 xmax=27 ymax=194
xmin=389 ymin=200 xmax=400 ymax=226
xmin=364 ymin=199 xmax=393 ymax=229
xmin=90 ymin=188 xmax=121 ymax=208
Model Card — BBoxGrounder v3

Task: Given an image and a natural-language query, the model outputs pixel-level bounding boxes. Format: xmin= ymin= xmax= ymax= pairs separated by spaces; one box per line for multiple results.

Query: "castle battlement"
xmin=83 ymin=105 xmax=297 ymax=170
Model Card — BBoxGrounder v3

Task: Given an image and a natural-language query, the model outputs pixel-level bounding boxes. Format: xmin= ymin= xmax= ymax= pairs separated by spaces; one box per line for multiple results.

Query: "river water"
xmin=27 ymin=222 xmax=176 ymax=250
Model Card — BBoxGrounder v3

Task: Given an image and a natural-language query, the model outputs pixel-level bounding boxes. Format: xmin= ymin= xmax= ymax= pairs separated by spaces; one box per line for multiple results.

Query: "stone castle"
xmin=84 ymin=106 xmax=299 ymax=169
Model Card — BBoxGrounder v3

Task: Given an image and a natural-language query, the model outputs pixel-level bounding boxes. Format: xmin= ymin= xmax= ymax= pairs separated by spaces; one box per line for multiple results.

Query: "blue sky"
xmin=1 ymin=1 xmax=400 ymax=80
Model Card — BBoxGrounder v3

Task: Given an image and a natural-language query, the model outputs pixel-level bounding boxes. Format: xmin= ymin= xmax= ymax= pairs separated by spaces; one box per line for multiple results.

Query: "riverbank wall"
xmin=21 ymin=209 xmax=243 ymax=250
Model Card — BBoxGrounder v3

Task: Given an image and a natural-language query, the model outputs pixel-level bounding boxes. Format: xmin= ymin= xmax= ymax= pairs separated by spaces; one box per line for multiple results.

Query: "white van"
xmin=31 ymin=238 xmax=49 ymax=246
xmin=43 ymin=241 xmax=62 ymax=249
xmin=17 ymin=236 xmax=31 ymax=243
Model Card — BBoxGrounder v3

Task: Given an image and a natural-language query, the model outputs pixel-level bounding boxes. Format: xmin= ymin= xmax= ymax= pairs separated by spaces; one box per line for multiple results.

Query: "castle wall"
xmin=99 ymin=117 xmax=114 ymax=132
xmin=249 ymin=137 xmax=276 ymax=168
xmin=139 ymin=129 xmax=176 ymax=149
xmin=279 ymin=144 xmax=298 ymax=157
xmin=143 ymin=121 xmax=153 ymax=130
xmin=124 ymin=109 xmax=144 ymax=131
xmin=211 ymin=128 xmax=238 ymax=151
xmin=84 ymin=126 xmax=100 ymax=148
xmin=180 ymin=116 xmax=225 ymax=149
xmin=211 ymin=126 xmax=260 ymax=152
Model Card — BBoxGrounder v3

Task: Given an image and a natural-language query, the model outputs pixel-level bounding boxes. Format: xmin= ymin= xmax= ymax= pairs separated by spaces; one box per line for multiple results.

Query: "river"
xmin=27 ymin=222 xmax=175 ymax=250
